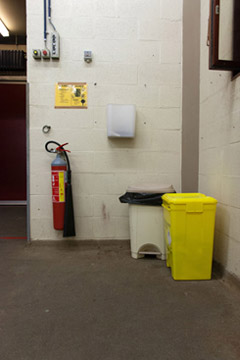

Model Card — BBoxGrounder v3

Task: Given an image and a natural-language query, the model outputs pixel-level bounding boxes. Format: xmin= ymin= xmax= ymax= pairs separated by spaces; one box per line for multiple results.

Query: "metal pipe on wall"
xmin=48 ymin=0 xmax=56 ymax=31
xmin=43 ymin=0 xmax=47 ymax=45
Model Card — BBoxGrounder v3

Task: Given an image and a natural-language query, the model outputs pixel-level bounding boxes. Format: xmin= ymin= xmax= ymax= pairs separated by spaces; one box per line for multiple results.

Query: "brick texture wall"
xmin=27 ymin=0 xmax=182 ymax=240
xmin=200 ymin=0 xmax=240 ymax=278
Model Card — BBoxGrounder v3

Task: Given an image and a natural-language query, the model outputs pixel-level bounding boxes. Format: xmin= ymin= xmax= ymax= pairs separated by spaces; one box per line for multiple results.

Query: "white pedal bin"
xmin=128 ymin=184 xmax=175 ymax=260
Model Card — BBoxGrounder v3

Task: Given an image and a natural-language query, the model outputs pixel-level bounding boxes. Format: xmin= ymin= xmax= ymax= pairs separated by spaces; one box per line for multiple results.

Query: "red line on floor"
xmin=0 ymin=237 xmax=27 ymax=239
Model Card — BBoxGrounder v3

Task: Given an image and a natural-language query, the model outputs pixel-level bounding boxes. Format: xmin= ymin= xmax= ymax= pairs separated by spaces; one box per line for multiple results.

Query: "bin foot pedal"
xmin=131 ymin=252 xmax=144 ymax=259
xmin=139 ymin=251 xmax=161 ymax=255
xmin=131 ymin=251 xmax=166 ymax=260
xmin=139 ymin=251 xmax=165 ymax=260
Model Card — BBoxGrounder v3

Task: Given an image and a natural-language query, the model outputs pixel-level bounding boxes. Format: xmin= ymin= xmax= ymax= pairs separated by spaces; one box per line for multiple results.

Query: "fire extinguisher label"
xmin=52 ymin=171 xmax=65 ymax=203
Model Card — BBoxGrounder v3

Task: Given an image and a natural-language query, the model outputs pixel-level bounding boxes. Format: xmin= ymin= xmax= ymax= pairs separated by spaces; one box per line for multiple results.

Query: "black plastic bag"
xmin=119 ymin=192 xmax=167 ymax=206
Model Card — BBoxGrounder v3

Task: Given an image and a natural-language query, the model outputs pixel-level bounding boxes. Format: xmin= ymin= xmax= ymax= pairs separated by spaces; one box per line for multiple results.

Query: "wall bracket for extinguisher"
xmin=45 ymin=141 xmax=75 ymax=237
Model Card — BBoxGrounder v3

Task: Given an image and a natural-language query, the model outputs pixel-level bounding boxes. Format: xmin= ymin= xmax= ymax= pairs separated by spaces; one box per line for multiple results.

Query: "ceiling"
xmin=0 ymin=0 xmax=26 ymax=35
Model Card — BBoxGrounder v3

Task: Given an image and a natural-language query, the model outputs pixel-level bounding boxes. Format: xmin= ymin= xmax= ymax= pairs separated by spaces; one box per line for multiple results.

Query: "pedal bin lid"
xmin=127 ymin=183 xmax=175 ymax=194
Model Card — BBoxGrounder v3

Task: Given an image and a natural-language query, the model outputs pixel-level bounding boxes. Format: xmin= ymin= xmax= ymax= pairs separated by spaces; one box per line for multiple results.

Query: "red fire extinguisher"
xmin=45 ymin=141 xmax=75 ymax=236
xmin=51 ymin=152 xmax=67 ymax=230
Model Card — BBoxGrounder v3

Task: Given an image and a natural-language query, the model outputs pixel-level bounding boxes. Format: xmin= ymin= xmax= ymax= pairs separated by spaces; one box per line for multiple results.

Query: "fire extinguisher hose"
xmin=45 ymin=140 xmax=71 ymax=171
xmin=45 ymin=141 xmax=76 ymax=237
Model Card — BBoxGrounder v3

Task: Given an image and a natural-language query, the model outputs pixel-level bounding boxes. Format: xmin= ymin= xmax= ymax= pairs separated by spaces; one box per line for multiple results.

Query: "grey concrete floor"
xmin=0 ymin=239 xmax=240 ymax=360
xmin=0 ymin=206 xmax=26 ymax=238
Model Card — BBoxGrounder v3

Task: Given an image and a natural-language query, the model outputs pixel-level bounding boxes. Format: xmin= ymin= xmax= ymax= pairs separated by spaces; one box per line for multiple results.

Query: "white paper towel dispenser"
xmin=107 ymin=104 xmax=136 ymax=138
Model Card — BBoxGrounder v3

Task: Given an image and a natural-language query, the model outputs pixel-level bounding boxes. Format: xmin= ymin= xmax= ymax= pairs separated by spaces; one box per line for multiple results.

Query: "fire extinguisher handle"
xmin=45 ymin=140 xmax=71 ymax=171
xmin=56 ymin=143 xmax=71 ymax=153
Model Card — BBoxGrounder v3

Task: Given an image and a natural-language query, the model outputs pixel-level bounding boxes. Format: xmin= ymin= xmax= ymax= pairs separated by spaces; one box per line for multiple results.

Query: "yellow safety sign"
xmin=55 ymin=82 xmax=88 ymax=109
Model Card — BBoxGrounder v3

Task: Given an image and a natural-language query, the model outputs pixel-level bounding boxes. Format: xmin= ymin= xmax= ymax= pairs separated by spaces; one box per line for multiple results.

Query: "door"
xmin=0 ymin=83 xmax=26 ymax=202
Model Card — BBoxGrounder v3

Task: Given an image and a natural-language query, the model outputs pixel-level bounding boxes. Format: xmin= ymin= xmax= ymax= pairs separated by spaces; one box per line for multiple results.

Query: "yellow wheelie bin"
xmin=162 ymin=193 xmax=217 ymax=280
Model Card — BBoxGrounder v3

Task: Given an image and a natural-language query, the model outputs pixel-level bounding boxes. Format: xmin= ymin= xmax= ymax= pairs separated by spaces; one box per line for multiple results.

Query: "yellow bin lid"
xmin=162 ymin=193 xmax=217 ymax=205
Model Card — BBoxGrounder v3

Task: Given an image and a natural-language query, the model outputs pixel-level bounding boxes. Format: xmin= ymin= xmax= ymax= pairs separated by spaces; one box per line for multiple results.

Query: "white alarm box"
xmin=107 ymin=104 xmax=136 ymax=138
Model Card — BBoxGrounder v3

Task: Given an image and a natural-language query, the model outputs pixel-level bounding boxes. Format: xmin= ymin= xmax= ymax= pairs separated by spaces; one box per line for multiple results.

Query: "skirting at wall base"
xmin=28 ymin=239 xmax=130 ymax=248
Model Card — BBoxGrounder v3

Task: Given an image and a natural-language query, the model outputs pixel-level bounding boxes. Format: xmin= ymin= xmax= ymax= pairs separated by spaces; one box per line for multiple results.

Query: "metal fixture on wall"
xmin=48 ymin=0 xmax=60 ymax=59
xmin=32 ymin=0 xmax=60 ymax=60
xmin=42 ymin=125 xmax=51 ymax=133
xmin=43 ymin=0 xmax=50 ymax=57
xmin=84 ymin=51 xmax=92 ymax=63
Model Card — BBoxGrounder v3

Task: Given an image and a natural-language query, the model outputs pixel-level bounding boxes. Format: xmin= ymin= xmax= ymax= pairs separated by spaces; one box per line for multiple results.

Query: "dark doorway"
xmin=0 ymin=83 xmax=27 ymax=239
xmin=0 ymin=0 xmax=27 ymax=240
xmin=0 ymin=83 xmax=26 ymax=202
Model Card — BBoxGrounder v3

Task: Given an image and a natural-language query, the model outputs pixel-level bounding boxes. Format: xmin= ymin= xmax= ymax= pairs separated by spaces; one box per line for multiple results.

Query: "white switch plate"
xmin=51 ymin=32 xmax=60 ymax=59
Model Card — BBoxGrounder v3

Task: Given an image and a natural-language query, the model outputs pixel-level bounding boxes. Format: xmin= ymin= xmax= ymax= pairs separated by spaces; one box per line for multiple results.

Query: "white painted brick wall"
xmin=200 ymin=0 xmax=240 ymax=278
xmin=27 ymin=0 xmax=183 ymax=241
